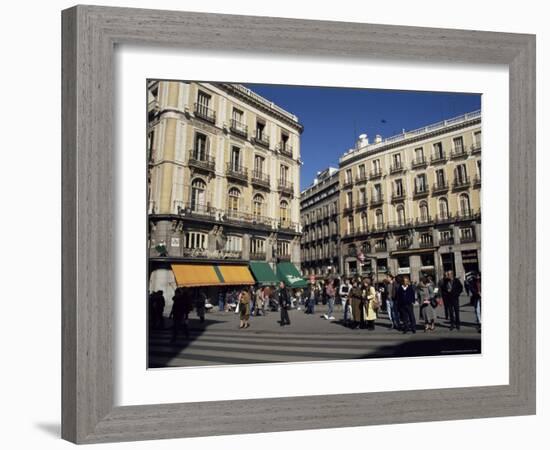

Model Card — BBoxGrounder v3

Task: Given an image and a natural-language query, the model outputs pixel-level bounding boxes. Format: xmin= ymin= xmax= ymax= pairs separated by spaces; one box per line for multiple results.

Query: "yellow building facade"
xmin=338 ymin=111 xmax=481 ymax=282
xmin=147 ymin=81 xmax=303 ymax=301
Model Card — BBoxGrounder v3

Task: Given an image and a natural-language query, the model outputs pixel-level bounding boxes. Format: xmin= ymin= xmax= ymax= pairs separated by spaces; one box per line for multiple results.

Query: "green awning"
xmin=276 ymin=262 xmax=308 ymax=288
xmin=249 ymin=261 xmax=279 ymax=286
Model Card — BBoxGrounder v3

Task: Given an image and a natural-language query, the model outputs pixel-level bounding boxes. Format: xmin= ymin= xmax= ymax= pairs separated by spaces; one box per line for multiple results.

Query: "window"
xmin=453 ymin=136 xmax=464 ymax=153
xmin=193 ymin=132 xmax=208 ymax=160
xmin=459 ymin=193 xmax=471 ymax=216
xmin=415 ymin=173 xmax=427 ymax=192
xmin=476 ymin=160 xmax=482 ymax=177
xmin=419 ymin=201 xmax=429 ymax=221
xmin=373 ymin=159 xmax=381 ymax=172
xmin=147 ymin=129 xmax=155 ymax=161
xmin=228 ymin=187 xmax=241 ymax=211
xmin=256 ymin=120 xmax=266 ymax=139
xmin=197 ymin=91 xmax=211 ymax=109
xmin=280 ymin=165 xmax=289 ymax=182
xmin=456 ymin=163 xmax=468 ymax=182
xmin=346 ymin=191 xmax=353 ymax=208
xmin=436 ymin=169 xmax=446 ymax=186
xmin=345 ymin=169 xmax=352 ymax=183
xmin=251 ymin=238 xmax=265 ymax=254
xmin=440 ymin=230 xmax=453 ymax=242
xmin=375 ymin=239 xmax=386 ymax=251
xmin=375 ymin=209 xmax=384 ymax=227
xmin=253 ymin=194 xmax=264 ymax=217
xmin=373 ymin=183 xmax=382 ymax=200
xmin=394 ymin=179 xmax=404 ymax=196
xmin=184 ymin=231 xmax=208 ymax=249
xmin=231 ymin=146 xmax=241 ymax=170
xmin=190 ymin=178 xmax=206 ymax=211
xmin=232 ymin=108 xmax=244 ymax=125
xmin=415 ymin=147 xmax=424 ymax=161
xmin=347 ymin=216 xmax=354 ymax=233
xmin=419 ymin=232 xmax=432 ymax=246
xmin=254 ymin=155 xmax=265 ymax=174
xmin=474 ymin=131 xmax=481 ymax=148
xmin=358 ymin=164 xmax=366 ymax=178
xmin=396 ymin=204 xmax=406 ymax=225
xmin=360 ymin=212 xmax=368 ymax=231
xmin=281 ymin=131 xmax=290 ymax=150
xmin=359 ymin=187 xmax=366 ymax=204
xmin=224 ymin=235 xmax=243 ymax=253
xmin=392 ymin=153 xmax=402 ymax=167
xmin=433 ymin=142 xmax=444 ymax=159
xmin=280 ymin=200 xmax=289 ymax=225
xmin=460 ymin=227 xmax=474 ymax=240
xmin=438 ymin=197 xmax=449 ymax=219
xmin=277 ymin=240 xmax=290 ymax=256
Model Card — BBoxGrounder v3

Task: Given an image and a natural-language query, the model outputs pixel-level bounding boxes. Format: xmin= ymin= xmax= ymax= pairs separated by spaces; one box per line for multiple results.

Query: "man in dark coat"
xmin=395 ymin=276 xmax=417 ymax=333
xmin=170 ymin=287 xmax=193 ymax=342
xmin=277 ymin=281 xmax=291 ymax=326
xmin=441 ymin=270 xmax=464 ymax=330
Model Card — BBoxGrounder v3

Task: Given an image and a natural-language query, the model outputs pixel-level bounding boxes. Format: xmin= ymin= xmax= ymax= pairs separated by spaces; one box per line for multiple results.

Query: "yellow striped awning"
xmin=171 ymin=264 xmax=222 ymax=287
xmin=217 ymin=265 xmax=255 ymax=285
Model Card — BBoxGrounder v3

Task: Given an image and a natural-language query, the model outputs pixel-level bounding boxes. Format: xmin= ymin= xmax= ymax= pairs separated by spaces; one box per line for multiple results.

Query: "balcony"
xmin=415 ymin=216 xmax=434 ymax=227
xmin=369 ymin=169 xmax=383 ymax=179
xmin=430 ymin=152 xmax=447 ymax=164
xmin=435 ymin=214 xmax=454 ymax=225
xmin=374 ymin=242 xmax=388 ymax=253
xmin=439 ymin=236 xmax=455 ymax=246
xmin=432 ymin=181 xmax=449 ymax=194
xmin=355 ymin=173 xmax=368 ymax=184
xmin=177 ymin=202 xmax=217 ymax=220
xmin=230 ymin=119 xmax=248 ymax=138
xmin=473 ymin=175 xmax=481 ymax=187
xmin=279 ymin=219 xmax=299 ymax=232
xmin=419 ymin=236 xmax=434 ymax=248
xmin=355 ymin=199 xmax=368 ymax=210
xmin=460 ymin=235 xmax=477 ymax=244
xmin=250 ymin=252 xmax=267 ymax=260
xmin=389 ymin=162 xmax=405 ymax=174
xmin=277 ymin=142 xmax=293 ymax=158
xmin=413 ymin=186 xmax=430 ymax=198
xmin=370 ymin=222 xmax=387 ymax=233
xmin=396 ymin=238 xmax=412 ymax=250
xmin=278 ymin=254 xmax=291 ymax=262
xmin=278 ymin=179 xmax=294 ymax=196
xmin=470 ymin=143 xmax=482 ymax=154
xmin=388 ymin=220 xmax=412 ymax=232
xmin=223 ymin=209 xmax=273 ymax=228
xmin=188 ymin=151 xmax=215 ymax=173
xmin=370 ymin=194 xmax=384 ymax=207
xmin=251 ymin=170 xmax=271 ymax=189
xmin=450 ymin=147 xmax=468 ymax=159
xmin=342 ymin=179 xmax=354 ymax=190
xmin=253 ymin=132 xmax=270 ymax=148
xmin=391 ymin=190 xmax=407 ymax=202
xmin=452 ymin=176 xmax=471 ymax=190
xmin=194 ymin=103 xmax=216 ymax=124
xmin=456 ymin=209 xmax=480 ymax=221
xmin=411 ymin=156 xmax=428 ymax=169
xmin=226 ymin=163 xmax=248 ymax=182
xmin=342 ymin=204 xmax=354 ymax=215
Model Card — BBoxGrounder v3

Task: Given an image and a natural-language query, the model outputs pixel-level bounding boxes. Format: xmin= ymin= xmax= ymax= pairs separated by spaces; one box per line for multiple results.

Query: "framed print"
xmin=62 ymin=5 xmax=536 ymax=444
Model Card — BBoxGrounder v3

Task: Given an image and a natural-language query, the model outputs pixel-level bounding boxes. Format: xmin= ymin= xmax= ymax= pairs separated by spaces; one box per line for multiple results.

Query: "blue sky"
xmin=244 ymin=84 xmax=481 ymax=190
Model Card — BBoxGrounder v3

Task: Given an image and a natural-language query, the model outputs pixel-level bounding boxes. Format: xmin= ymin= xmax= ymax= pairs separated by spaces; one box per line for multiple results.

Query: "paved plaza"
xmin=148 ymin=295 xmax=481 ymax=368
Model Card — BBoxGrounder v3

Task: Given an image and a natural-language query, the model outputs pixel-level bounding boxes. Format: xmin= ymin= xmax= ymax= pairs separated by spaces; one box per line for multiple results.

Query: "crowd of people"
xmin=149 ymin=269 xmax=481 ymax=341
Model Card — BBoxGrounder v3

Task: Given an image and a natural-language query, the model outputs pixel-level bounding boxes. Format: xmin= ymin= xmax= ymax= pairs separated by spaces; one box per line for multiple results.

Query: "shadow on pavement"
xmin=360 ymin=337 xmax=481 ymax=359
xmin=148 ymin=317 xmax=225 ymax=368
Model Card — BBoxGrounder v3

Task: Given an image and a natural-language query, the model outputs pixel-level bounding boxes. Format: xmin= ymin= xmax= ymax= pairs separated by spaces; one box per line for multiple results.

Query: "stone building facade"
xmin=300 ymin=167 xmax=341 ymax=278
xmin=147 ymin=81 xmax=303 ymax=302
xmin=338 ymin=110 xmax=481 ymax=282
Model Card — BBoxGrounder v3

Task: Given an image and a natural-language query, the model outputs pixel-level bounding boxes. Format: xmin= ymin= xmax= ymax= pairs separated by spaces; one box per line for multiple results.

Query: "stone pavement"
xmin=148 ymin=295 xmax=481 ymax=368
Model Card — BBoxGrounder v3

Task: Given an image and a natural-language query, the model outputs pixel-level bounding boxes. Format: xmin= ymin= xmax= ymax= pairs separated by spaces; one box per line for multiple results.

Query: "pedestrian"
xmin=438 ymin=273 xmax=451 ymax=321
xmin=441 ymin=270 xmax=464 ymax=330
xmin=339 ymin=278 xmax=352 ymax=324
xmin=395 ymin=276 xmax=417 ymax=334
xmin=385 ymin=274 xmax=400 ymax=330
xmin=417 ymin=277 xmax=436 ymax=332
xmin=238 ymin=288 xmax=251 ymax=329
xmin=305 ymin=282 xmax=316 ymax=314
xmin=361 ymin=277 xmax=378 ymax=330
xmin=170 ymin=287 xmax=193 ymax=342
xmin=349 ymin=278 xmax=364 ymax=329
xmin=196 ymin=289 xmax=206 ymax=323
xmin=218 ymin=289 xmax=225 ymax=312
xmin=470 ymin=273 xmax=482 ymax=332
xmin=255 ymin=286 xmax=264 ymax=316
xmin=324 ymin=280 xmax=336 ymax=320
xmin=277 ymin=281 xmax=291 ymax=326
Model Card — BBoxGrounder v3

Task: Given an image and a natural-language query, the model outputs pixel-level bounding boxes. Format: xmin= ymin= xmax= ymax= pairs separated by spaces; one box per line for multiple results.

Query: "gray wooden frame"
xmin=62 ymin=4 xmax=536 ymax=444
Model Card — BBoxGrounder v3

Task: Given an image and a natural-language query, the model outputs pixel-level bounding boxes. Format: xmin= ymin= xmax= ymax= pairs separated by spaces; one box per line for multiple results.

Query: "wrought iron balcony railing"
xmin=194 ymin=103 xmax=216 ymax=123
xmin=226 ymin=163 xmax=248 ymax=181
xmin=230 ymin=119 xmax=248 ymax=138
xmin=188 ymin=150 xmax=215 ymax=172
